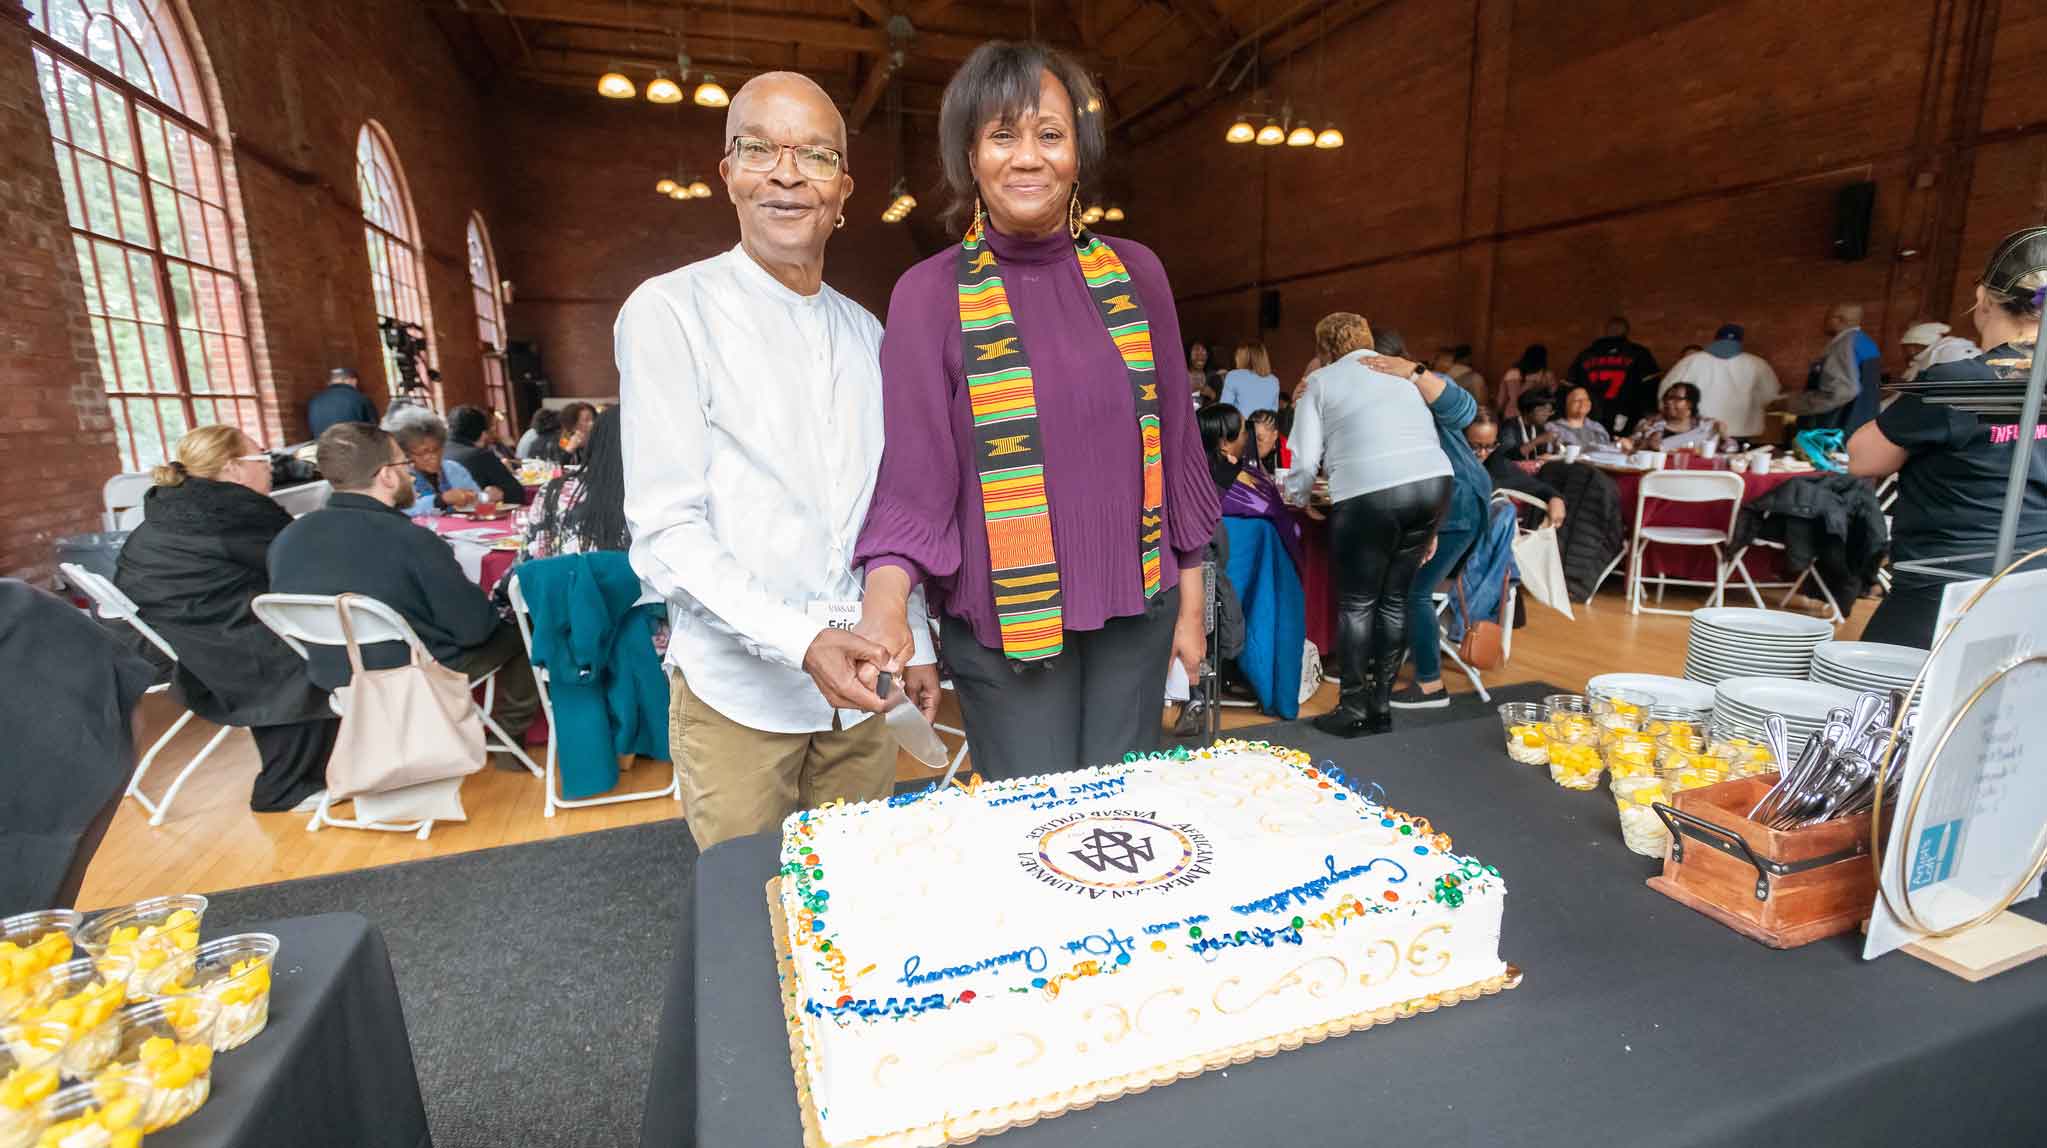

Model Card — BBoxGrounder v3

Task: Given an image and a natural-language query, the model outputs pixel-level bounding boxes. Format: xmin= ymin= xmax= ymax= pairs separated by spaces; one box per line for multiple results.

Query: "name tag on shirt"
xmin=807 ymin=598 xmax=862 ymax=632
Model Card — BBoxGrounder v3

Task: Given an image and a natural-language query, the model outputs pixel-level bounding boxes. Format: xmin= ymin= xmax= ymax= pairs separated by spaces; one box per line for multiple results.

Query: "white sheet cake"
xmin=772 ymin=740 xmax=1516 ymax=1147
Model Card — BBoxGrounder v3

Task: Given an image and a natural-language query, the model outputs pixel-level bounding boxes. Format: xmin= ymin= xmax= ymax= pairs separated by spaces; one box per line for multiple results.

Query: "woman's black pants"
xmin=1326 ymin=476 xmax=1453 ymax=716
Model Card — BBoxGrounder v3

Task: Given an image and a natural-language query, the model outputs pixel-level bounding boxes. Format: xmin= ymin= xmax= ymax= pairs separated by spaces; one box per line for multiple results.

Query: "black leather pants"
xmin=1325 ymin=475 xmax=1453 ymax=719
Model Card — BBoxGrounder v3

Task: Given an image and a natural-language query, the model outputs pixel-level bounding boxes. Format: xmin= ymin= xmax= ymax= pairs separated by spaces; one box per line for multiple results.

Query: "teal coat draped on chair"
xmin=515 ymin=552 xmax=670 ymax=800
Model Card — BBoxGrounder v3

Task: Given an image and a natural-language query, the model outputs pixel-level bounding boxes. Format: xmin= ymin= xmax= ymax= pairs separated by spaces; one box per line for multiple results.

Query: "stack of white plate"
xmin=1711 ymin=676 xmax=1860 ymax=747
xmin=1584 ymin=673 xmax=1717 ymax=714
xmin=1810 ymin=641 xmax=1925 ymax=698
xmin=1682 ymin=608 xmax=1834 ymax=686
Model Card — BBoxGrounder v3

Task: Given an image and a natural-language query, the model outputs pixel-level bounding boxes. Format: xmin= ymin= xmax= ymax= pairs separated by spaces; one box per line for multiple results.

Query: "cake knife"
xmin=875 ymin=671 xmax=953 ymax=773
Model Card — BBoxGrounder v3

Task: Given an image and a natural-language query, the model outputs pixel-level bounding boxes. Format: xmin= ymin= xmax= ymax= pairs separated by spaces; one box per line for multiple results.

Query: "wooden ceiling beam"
xmin=846 ymin=51 xmax=901 ymax=134
xmin=1112 ymin=0 xmax=1387 ymax=138
xmin=429 ymin=0 xmax=1043 ymax=61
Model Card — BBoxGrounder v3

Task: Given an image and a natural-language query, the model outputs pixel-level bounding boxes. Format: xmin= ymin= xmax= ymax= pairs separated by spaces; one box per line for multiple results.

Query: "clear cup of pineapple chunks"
xmin=141 ymin=933 xmax=280 ymax=1051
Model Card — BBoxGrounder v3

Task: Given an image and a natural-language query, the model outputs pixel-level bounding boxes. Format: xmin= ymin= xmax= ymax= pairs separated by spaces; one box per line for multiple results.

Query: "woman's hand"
xmin=1361 ymin=355 xmax=1420 ymax=379
xmin=1546 ymin=497 xmax=1567 ymax=528
xmin=443 ymin=488 xmax=478 ymax=509
xmin=1172 ymin=567 xmax=1207 ymax=680
xmin=1423 ymin=536 xmax=1439 ymax=563
xmin=856 ymin=565 xmax=918 ymax=672
xmin=902 ymin=664 xmax=942 ymax=723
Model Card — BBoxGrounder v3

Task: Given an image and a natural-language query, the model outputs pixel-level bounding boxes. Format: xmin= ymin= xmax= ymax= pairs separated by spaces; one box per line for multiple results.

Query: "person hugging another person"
xmin=1284 ymin=313 xmax=1452 ymax=736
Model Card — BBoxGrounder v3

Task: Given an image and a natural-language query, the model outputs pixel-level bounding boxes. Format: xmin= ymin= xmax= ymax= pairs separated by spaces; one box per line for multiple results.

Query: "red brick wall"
xmin=491 ymin=85 xmax=928 ymax=401
xmin=0 ymin=8 xmax=121 ymax=584
xmin=184 ymin=0 xmax=499 ymax=434
xmin=1122 ymin=0 xmax=2047 ymax=394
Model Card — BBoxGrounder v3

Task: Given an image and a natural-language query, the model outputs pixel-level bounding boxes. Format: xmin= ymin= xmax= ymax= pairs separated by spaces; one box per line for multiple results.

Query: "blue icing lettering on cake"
xmin=773 ymin=739 xmax=1514 ymax=1147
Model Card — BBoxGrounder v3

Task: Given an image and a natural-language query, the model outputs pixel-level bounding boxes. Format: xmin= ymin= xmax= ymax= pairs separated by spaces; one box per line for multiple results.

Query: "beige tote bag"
xmin=326 ymin=594 xmax=485 ymax=802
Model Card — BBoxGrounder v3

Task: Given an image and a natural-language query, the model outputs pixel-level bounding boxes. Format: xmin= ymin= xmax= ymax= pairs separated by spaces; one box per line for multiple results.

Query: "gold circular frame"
xmin=1870 ymin=546 xmax=2047 ymax=939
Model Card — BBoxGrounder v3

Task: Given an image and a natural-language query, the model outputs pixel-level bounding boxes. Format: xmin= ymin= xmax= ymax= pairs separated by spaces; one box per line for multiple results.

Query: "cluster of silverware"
xmin=1747 ymin=693 xmax=1917 ymax=829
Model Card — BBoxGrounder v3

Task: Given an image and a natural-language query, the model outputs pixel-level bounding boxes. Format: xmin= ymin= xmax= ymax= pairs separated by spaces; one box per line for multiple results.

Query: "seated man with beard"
xmin=268 ymin=422 xmax=540 ymax=741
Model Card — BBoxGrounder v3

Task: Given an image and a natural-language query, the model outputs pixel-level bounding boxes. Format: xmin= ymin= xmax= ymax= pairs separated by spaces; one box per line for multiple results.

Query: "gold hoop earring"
xmin=835 ymin=214 xmax=846 ymax=230
xmin=1068 ymin=190 xmax=1083 ymax=239
xmin=972 ymin=195 xmax=987 ymax=239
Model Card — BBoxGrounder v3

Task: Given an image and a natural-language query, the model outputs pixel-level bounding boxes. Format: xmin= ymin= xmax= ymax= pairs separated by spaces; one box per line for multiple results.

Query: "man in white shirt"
xmin=1659 ymin=323 xmax=1780 ymax=439
xmin=618 ymin=72 xmax=938 ymax=849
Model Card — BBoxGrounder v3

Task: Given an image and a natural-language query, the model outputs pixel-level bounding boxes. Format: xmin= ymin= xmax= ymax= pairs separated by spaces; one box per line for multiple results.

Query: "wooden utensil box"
xmin=1645 ymin=775 xmax=1880 ymax=949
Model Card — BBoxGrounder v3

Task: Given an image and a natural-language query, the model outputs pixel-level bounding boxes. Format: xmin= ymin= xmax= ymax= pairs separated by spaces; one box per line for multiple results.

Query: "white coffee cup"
xmin=1563 ymin=444 xmax=1583 ymax=464
xmin=1729 ymin=455 xmax=1751 ymax=474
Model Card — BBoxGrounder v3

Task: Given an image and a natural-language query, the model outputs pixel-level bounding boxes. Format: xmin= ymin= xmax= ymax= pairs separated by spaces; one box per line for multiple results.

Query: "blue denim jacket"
xmin=1426 ymin=378 xmax=1492 ymax=539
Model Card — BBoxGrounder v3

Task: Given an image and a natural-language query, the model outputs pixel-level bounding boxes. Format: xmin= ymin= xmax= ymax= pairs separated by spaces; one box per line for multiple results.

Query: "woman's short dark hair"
xmin=1663 ymin=381 xmax=1702 ymax=410
xmin=447 ymin=405 xmax=488 ymax=445
xmin=560 ymin=401 xmax=597 ymax=429
xmin=1561 ymin=383 xmax=1592 ymax=406
xmin=1514 ymin=344 xmax=1549 ymax=374
xmin=1517 ymin=389 xmax=1555 ymax=416
xmin=938 ymin=42 xmax=1105 ymax=230
xmin=1196 ymin=402 xmax=1244 ymax=461
xmin=530 ymin=408 xmax=561 ymax=436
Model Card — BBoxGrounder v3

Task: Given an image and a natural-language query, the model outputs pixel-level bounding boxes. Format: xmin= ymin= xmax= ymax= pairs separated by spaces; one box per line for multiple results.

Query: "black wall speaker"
xmin=1833 ymin=181 xmax=1876 ymax=262
xmin=1258 ymin=288 xmax=1281 ymax=331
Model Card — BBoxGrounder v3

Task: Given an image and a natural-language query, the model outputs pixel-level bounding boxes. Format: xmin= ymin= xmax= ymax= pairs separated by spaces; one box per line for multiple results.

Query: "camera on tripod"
xmin=379 ymin=317 xmax=440 ymax=406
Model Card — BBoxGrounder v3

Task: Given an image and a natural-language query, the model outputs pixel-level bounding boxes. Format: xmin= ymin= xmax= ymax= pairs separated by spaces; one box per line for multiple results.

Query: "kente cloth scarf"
xmin=958 ymin=219 xmax=1163 ymax=662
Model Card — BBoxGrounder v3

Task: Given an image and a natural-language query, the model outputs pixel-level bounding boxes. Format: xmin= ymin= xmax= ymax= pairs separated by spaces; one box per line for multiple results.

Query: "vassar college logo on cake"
xmin=1020 ymin=810 xmax=1214 ymax=897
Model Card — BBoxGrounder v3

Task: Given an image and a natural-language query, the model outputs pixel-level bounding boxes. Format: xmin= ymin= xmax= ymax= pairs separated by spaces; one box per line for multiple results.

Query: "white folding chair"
xmin=506 ymin=572 xmax=681 ymax=817
xmin=60 ymin=563 xmax=236 ymax=826
xmin=1625 ymin=470 xmax=1763 ymax=616
xmin=271 ymin=479 xmax=331 ymax=518
xmin=102 ymin=472 xmax=154 ymax=531
xmin=251 ymin=592 xmax=542 ymax=839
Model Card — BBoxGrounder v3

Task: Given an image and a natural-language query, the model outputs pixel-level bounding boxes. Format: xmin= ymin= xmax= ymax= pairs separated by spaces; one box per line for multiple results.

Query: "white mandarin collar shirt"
xmin=619 ymin=245 xmax=932 ymax=735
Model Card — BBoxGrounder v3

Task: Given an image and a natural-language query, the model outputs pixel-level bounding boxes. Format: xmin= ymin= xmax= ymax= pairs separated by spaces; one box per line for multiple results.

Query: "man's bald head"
xmin=726 ymin=72 xmax=846 ymax=152
xmin=1826 ymin=301 xmax=1864 ymax=335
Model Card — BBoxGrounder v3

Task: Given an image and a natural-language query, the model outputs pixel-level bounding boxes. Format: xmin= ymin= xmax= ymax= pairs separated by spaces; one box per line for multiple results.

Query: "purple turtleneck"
xmin=854 ymin=224 xmax=1220 ymax=650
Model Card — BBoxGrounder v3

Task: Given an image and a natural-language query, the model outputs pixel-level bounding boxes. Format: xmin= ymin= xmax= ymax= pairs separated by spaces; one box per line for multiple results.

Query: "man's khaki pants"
xmin=669 ymin=669 xmax=895 ymax=851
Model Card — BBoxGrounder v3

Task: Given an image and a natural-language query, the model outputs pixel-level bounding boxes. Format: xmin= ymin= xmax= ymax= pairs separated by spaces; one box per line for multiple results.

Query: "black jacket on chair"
xmin=1538 ymin=461 xmax=1627 ymax=600
xmin=1731 ymin=473 xmax=1889 ymax=604
xmin=114 ymin=477 xmax=332 ymax=728
xmin=267 ymin=492 xmax=500 ymax=690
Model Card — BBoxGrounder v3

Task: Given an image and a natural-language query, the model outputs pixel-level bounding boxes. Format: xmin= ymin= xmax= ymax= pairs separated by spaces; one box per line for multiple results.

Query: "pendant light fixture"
xmin=1286 ymin=122 xmax=1315 ymax=147
xmin=655 ymin=177 xmax=679 ymax=195
xmin=598 ymin=69 xmax=635 ymax=99
xmin=1255 ymin=117 xmax=1285 ymax=146
xmin=1226 ymin=115 xmax=1256 ymax=144
xmin=693 ymin=75 xmax=729 ymax=107
xmin=1104 ymin=205 xmax=1126 ymax=222
xmin=646 ymin=73 xmax=682 ymax=103
xmin=1309 ymin=2 xmax=1343 ymax=149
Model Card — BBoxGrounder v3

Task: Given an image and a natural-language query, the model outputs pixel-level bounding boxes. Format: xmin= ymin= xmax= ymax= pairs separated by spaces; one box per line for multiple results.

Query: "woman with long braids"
xmin=521 ymin=405 xmax=630 ymax=560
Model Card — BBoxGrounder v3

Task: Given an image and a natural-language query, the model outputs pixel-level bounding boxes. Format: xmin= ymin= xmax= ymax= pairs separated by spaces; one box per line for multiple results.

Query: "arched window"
xmin=28 ymin=0 xmax=266 ymax=471
xmin=466 ymin=214 xmax=510 ymax=423
xmin=355 ymin=122 xmax=438 ymax=408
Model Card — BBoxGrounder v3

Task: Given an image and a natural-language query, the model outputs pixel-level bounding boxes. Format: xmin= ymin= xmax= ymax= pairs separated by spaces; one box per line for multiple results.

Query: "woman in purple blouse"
xmin=853 ymin=42 xmax=1220 ymax=780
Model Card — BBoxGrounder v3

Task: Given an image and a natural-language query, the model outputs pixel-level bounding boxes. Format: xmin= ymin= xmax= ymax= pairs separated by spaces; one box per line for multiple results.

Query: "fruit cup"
xmin=3 ymin=957 xmax=129 ymax=1078
xmin=1546 ymin=723 xmax=1604 ymax=791
xmin=1589 ymin=687 xmax=1654 ymax=733
xmin=142 ymin=933 xmax=280 ymax=1051
xmin=1641 ymin=705 xmax=1711 ymax=745
xmin=33 ymin=1081 xmax=141 ymax=1148
xmin=0 ymin=915 xmax=80 ymax=1025
xmin=99 ymin=996 xmax=218 ymax=1133
xmin=1498 ymin=703 xmax=1550 ymax=765
xmin=1601 ymin=728 xmax=1660 ymax=781
xmin=77 ymin=895 xmax=206 ymax=1000
xmin=1543 ymin=694 xmax=1596 ymax=742
xmin=1611 ymin=776 xmax=1673 ymax=858
xmin=1659 ymin=733 xmax=1737 ymax=793
xmin=0 ymin=1026 xmax=67 ymax=1148
xmin=1707 ymin=730 xmax=1779 ymax=779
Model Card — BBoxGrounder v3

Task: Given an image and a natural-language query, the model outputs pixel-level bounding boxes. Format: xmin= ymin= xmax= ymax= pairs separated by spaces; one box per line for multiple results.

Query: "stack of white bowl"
xmin=1809 ymin=641 xmax=1925 ymax=699
xmin=1711 ymin=676 xmax=1860 ymax=747
xmin=1682 ymin=607 xmax=1834 ymax=686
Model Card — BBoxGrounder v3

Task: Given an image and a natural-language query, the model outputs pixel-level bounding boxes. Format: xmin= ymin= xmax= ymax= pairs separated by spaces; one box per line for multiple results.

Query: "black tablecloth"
xmin=644 ymin=716 xmax=2047 ymax=1148
xmin=154 ymin=912 xmax=430 ymax=1148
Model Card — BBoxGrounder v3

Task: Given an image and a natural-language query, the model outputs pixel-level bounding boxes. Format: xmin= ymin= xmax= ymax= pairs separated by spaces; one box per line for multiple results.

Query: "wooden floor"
xmin=74 ymin=589 xmax=1874 ymax=910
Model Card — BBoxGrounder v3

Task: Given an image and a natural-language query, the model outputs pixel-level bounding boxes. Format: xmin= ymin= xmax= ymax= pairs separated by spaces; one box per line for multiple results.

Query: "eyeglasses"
xmin=725 ymin=136 xmax=844 ymax=182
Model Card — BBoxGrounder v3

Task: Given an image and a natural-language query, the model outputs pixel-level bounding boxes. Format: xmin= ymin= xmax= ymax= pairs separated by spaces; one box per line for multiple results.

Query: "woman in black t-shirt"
xmin=1848 ymin=227 xmax=2047 ymax=647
